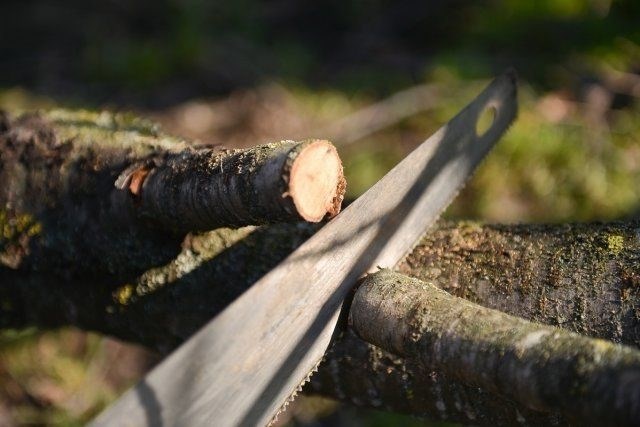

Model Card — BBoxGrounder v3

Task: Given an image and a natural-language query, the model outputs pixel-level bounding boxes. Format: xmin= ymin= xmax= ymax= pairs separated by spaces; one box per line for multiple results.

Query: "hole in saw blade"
xmin=475 ymin=104 xmax=497 ymax=137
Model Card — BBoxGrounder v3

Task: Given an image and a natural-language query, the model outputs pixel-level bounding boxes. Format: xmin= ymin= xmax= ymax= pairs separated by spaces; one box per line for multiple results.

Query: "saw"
xmin=92 ymin=70 xmax=517 ymax=426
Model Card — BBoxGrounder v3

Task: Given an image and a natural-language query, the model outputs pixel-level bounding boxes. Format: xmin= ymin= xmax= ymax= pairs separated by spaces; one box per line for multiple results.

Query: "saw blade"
xmin=91 ymin=70 xmax=518 ymax=427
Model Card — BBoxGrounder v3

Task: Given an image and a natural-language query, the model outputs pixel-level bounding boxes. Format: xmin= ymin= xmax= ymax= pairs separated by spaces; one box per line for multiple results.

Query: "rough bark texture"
xmin=351 ymin=269 xmax=640 ymax=426
xmin=0 ymin=223 xmax=319 ymax=352
xmin=5 ymin=220 xmax=636 ymax=351
xmin=309 ymin=221 xmax=640 ymax=425
xmin=399 ymin=221 xmax=640 ymax=348
xmin=0 ymin=110 xmax=182 ymax=278
xmin=5 ymin=110 xmax=640 ymax=425
xmin=137 ymin=138 xmax=345 ymax=231
xmin=0 ymin=110 xmax=344 ymax=280
xmin=1 ymin=220 xmax=639 ymax=425
xmin=312 ymin=329 xmax=567 ymax=426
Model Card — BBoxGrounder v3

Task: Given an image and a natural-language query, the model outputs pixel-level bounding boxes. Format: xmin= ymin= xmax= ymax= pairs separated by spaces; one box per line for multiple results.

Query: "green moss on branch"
xmin=399 ymin=221 xmax=640 ymax=347
xmin=1 ymin=203 xmax=640 ymax=425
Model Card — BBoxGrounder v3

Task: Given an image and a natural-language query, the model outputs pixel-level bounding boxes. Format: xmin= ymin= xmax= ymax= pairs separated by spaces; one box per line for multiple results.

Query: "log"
xmin=350 ymin=269 xmax=640 ymax=426
xmin=308 ymin=221 xmax=640 ymax=425
xmin=399 ymin=221 xmax=640 ymax=348
xmin=312 ymin=330 xmax=567 ymax=426
xmin=1 ymin=221 xmax=639 ymax=425
xmin=135 ymin=137 xmax=344 ymax=230
xmin=4 ymin=220 xmax=636 ymax=350
xmin=0 ymin=110 xmax=345 ymax=279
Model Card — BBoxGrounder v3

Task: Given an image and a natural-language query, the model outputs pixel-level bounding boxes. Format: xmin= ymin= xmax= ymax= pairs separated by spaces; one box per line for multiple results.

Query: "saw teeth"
xmin=266 ymin=352 xmax=329 ymax=426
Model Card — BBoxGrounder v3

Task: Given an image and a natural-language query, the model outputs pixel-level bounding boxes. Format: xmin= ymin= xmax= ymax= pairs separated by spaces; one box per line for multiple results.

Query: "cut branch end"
xmin=288 ymin=140 xmax=345 ymax=222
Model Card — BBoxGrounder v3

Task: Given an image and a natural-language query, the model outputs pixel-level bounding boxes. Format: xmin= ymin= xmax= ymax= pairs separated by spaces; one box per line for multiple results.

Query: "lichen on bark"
xmin=399 ymin=221 xmax=640 ymax=347
xmin=350 ymin=269 xmax=640 ymax=426
xmin=2 ymin=220 xmax=640 ymax=425
xmin=0 ymin=109 xmax=638 ymax=426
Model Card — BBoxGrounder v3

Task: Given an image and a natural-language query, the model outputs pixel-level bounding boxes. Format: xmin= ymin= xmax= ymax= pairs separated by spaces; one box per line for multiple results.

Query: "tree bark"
xmin=135 ymin=137 xmax=344 ymax=231
xmin=1 ymin=220 xmax=639 ymax=425
xmin=308 ymin=221 xmax=640 ymax=426
xmin=350 ymin=269 xmax=640 ymax=426
xmin=5 ymin=220 xmax=636 ymax=351
xmin=399 ymin=221 xmax=640 ymax=348
xmin=3 ymin=111 xmax=640 ymax=425
xmin=312 ymin=330 xmax=568 ymax=426
xmin=0 ymin=110 xmax=344 ymax=279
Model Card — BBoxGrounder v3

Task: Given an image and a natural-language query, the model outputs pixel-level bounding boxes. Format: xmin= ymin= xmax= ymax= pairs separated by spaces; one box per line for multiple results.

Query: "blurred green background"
xmin=1 ymin=0 xmax=639 ymax=424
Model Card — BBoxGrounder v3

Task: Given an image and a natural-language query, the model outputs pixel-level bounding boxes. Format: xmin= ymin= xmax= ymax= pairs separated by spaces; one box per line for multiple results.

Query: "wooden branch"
xmin=399 ymin=221 xmax=640 ymax=348
xmin=20 ymin=220 xmax=637 ymax=352
xmin=136 ymin=138 xmax=345 ymax=230
xmin=1 ymin=220 xmax=639 ymax=424
xmin=0 ymin=110 xmax=344 ymax=278
xmin=310 ymin=221 xmax=640 ymax=425
xmin=350 ymin=269 xmax=640 ymax=426
xmin=310 ymin=330 xmax=567 ymax=426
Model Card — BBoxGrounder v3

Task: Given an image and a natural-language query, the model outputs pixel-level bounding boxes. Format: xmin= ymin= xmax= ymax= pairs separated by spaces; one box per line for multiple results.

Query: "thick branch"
xmin=350 ymin=269 xmax=640 ymax=426
xmin=9 ymin=220 xmax=634 ymax=351
xmin=0 ymin=110 xmax=344 ymax=278
xmin=1 ymin=221 xmax=639 ymax=425
xmin=398 ymin=221 xmax=640 ymax=348
xmin=309 ymin=221 xmax=640 ymax=425
xmin=311 ymin=330 xmax=566 ymax=426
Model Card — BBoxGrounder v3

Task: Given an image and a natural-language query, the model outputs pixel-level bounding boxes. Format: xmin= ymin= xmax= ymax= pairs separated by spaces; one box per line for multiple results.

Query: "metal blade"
xmin=92 ymin=71 xmax=517 ymax=427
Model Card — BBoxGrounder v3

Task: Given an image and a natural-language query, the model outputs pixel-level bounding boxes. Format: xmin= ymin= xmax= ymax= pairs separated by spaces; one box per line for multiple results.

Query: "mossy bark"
xmin=0 ymin=110 xmax=342 ymax=280
xmin=309 ymin=221 xmax=640 ymax=426
xmin=311 ymin=329 xmax=567 ymax=426
xmin=398 ymin=221 xmax=640 ymax=348
xmin=1 ymin=220 xmax=639 ymax=425
xmin=0 ymin=223 xmax=319 ymax=351
xmin=350 ymin=269 xmax=640 ymax=426
xmin=5 ymin=109 xmax=640 ymax=425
